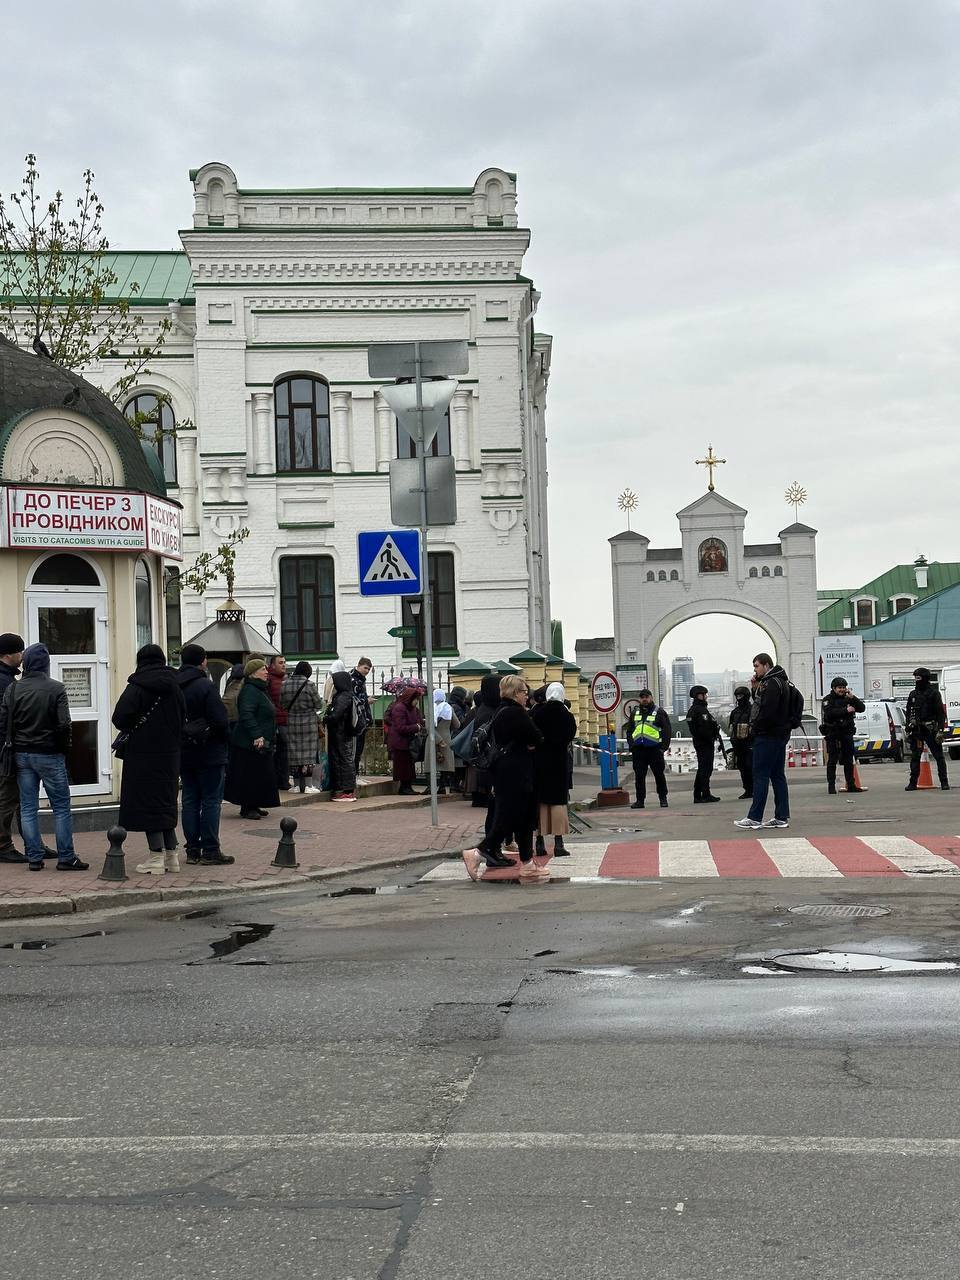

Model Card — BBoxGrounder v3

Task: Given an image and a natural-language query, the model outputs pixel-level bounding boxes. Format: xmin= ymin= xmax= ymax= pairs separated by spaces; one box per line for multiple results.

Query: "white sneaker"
xmin=763 ymin=818 xmax=790 ymax=828
xmin=733 ymin=817 xmax=762 ymax=829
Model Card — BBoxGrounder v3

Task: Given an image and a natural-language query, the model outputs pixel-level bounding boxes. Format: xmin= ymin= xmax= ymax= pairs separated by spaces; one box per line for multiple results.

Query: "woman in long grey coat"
xmin=280 ymin=661 xmax=324 ymax=794
xmin=432 ymin=688 xmax=460 ymax=795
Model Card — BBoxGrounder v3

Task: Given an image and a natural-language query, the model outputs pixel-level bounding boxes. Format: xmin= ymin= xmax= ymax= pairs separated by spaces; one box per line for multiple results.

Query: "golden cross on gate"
xmin=695 ymin=444 xmax=726 ymax=492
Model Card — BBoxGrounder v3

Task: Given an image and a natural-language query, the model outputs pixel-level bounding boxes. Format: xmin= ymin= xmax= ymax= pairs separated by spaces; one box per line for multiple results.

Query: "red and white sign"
xmin=1 ymin=484 xmax=182 ymax=561
xmin=591 ymin=670 xmax=622 ymax=713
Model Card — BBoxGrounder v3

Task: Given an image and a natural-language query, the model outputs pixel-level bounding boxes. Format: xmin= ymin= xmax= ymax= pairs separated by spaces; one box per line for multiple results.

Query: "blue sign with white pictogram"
xmin=357 ymin=530 xmax=422 ymax=596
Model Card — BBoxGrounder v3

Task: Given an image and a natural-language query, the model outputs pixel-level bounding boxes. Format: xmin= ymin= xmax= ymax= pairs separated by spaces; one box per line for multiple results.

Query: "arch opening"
xmin=653 ymin=612 xmax=777 ymax=716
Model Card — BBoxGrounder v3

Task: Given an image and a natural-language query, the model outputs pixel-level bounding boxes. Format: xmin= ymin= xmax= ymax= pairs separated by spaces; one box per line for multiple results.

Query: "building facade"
xmin=670 ymin=656 xmax=695 ymax=715
xmin=15 ymin=162 xmax=553 ymax=670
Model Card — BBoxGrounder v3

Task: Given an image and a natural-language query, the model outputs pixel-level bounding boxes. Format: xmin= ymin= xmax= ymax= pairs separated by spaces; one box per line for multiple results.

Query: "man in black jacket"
xmin=727 ymin=686 xmax=754 ymax=800
xmin=905 ymin=667 xmax=949 ymax=791
xmin=176 ymin=644 xmax=233 ymax=864
xmin=626 ymin=690 xmax=672 ymax=809
xmin=686 ymin=686 xmax=721 ymax=803
xmin=0 ymin=632 xmax=26 ymax=863
xmin=735 ymin=653 xmax=792 ymax=830
xmin=820 ymin=677 xmax=865 ymax=794
xmin=0 ymin=644 xmax=86 ymax=871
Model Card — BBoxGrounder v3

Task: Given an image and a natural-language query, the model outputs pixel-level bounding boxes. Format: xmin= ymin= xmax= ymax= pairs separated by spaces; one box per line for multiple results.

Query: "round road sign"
xmin=591 ymin=670 xmax=621 ymax=713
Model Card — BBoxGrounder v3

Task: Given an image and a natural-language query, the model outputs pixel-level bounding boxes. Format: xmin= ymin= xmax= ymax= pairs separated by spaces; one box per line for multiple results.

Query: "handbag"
xmin=450 ymin=720 xmax=476 ymax=760
xmin=0 ymin=686 xmax=16 ymax=779
xmin=112 ymin=695 xmax=162 ymax=759
xmin=183 ymin=716 xmax=211 ymax=747
xmin=409 ymin=728 xmax=427 ymax=763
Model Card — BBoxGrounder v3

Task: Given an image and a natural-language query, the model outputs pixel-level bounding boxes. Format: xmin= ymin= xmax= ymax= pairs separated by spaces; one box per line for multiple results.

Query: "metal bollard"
xmin=98 ymin=825 xmax=128 ymax=882
xmin=271 ymin=815 xmax=300 ymax=869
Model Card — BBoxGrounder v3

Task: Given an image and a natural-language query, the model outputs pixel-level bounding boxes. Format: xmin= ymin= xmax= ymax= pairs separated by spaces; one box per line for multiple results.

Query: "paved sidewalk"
xmin=0 ymin=792 xmax=485 ymax=920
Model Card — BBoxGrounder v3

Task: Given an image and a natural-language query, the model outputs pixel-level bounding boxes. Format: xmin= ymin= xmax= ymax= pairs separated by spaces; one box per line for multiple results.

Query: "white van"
xmin=939 ymin=666 xmax=960 ymax=759
xmin=854 ymin=701 xmax=908 ymax=762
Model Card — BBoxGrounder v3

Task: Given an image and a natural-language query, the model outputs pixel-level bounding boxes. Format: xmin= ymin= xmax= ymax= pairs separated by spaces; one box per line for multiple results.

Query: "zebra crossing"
xmin=419 ymin=835 xmax=960 ymax=882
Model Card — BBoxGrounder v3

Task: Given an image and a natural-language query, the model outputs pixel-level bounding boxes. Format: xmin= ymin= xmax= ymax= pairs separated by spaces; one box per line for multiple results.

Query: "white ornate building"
xmin=78 ymin=162 xmax=553 ymax=666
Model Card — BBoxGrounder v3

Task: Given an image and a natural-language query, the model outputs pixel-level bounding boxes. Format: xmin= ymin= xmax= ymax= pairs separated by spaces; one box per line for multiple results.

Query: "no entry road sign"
xmin=591 ymin=670 xmax=622 ymax=713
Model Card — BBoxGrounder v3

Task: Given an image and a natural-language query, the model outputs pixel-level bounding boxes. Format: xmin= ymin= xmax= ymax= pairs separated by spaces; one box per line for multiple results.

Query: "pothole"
xmin=787 ymin=904 xmax=890 ymax=919
xmin=187 ymin=922 xmax=276 ymax=964
xmin=765 ymin=950 xmax=958 ymax=973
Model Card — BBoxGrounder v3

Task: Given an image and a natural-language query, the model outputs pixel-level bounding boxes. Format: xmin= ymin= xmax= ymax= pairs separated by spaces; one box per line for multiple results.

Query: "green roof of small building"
xmin=509 ymin=648 xmax=548 ymax=664
xmin=0 ymin=252 xmax=195 ymax=305
xmin=488 ymin=660 xmax=520 ymax=673
xmin=448 ymin=658 xmax=494 ymax=674
xmin=853 ymin=581 xmax=960 ymax=641
xmin=817 ymin=562 xmax=960 ymax=632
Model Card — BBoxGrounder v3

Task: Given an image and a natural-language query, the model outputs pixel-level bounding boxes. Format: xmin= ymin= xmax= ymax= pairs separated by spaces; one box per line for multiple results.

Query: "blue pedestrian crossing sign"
xmin=357 ymin=530 xmax=422 ymax=596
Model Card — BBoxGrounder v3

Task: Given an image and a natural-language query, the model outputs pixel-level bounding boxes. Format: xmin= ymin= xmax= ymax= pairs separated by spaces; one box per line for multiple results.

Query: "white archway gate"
xmin=610 ymin=489 xmax=818 ymax=707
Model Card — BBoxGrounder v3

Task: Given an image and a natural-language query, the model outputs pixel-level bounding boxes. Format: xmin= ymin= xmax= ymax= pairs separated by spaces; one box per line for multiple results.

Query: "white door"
xmin=25 ymin=590 xmax=112 ymax=797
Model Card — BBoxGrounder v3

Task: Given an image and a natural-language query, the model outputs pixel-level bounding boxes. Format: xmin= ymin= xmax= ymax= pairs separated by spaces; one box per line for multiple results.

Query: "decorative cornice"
xmin=185 ymin=256 xmax=525 ymax=284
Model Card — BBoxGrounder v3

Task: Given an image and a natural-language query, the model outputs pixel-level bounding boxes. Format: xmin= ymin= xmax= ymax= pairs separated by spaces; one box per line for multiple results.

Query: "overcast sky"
xmin=4 ymin=1 xmax=958 ymax=671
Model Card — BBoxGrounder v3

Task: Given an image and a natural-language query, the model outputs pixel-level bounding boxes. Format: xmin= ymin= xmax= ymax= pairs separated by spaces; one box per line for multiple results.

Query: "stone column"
xmin=375 ymin=393 xmax=394 ymax=473
xmin=331 ymin=390 xmax=352 ymax=473
xmin=452 ymin=388 xmax=472 ymax=470
xmin=178 ymin=432 xmax=199 ymax=533
xmin=251 ymin=392 xmax=273 ymax=475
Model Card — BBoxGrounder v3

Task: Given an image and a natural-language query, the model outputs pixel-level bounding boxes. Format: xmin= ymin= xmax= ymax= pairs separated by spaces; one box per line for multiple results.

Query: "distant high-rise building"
xmin=658 ymin=664 xmax=668 ymax=705
xmin=671 ymin=656 xmax=695 ymax=715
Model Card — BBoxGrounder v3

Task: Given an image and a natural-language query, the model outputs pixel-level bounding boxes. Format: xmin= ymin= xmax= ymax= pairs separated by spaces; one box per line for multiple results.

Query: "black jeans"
xmin=825 ymin=735 xmax=856 ymax=790
xmin=733 ymin=742 xmax=753 ymax=794
xmin=693 ymin=742 xmax=715 ymax=800
xmin=909 ymin=726 xmax=949 ymax=786
xmin=631 ymin=749 xmax=667 ymax=805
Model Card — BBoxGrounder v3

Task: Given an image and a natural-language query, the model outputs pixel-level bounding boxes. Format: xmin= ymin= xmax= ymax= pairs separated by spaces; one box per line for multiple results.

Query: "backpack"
xmin=467 ymin=709 xmax=505 ymax=771
xmin=785 ymin=681 xmax=805 ymax=730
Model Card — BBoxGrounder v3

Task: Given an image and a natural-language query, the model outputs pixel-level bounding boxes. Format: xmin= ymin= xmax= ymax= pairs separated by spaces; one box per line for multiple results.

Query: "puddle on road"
xmin=764 ymin=950 xmax=959 ymax=974
xmin=323 ymin=884 xmax=418 ymax=898
xmin=1 ymin=930 xmax=108 ymax=951
xmin=187 ymin=922 xmax=276 ymax=964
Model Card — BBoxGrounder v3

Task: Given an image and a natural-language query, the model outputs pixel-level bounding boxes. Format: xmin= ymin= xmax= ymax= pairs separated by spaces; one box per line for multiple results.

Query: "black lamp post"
xmin=408 ymin=597 xmax=424 ymax=681
xmin=266 ymin=616 xmax=277 ymax=649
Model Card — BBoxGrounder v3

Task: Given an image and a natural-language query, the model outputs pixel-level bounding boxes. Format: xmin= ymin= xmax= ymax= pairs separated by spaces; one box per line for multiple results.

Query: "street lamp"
xmin=266 ymin=616 xmax=277 ymax=647
xmin=408 ymin=597 xmax=424 ymax=681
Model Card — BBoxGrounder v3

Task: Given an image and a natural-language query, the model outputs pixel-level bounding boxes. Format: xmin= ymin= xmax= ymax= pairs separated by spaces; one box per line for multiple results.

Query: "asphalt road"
xmin=3 ymin=845 xmax=960 ymax=1279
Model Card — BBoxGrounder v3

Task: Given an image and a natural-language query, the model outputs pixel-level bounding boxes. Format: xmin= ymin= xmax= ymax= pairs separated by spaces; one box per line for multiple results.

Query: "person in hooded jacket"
xmin=727 ymin=685 xmax=754 ymax=799
xmin=462 ymin=673 xmax=502 ymax=807
xmin=325 ymin=670 xmax=359 ymax=801
xmin=349 ymin=658 xmax=374 ymax=775
xmin=221 ymin=663 xmax=245 ymax=725
xmin=225 ymin=659 xmax=280 ymax=818
xmin=322 ymin=660 xmax=347 ymax=791
xmin=819 ymin=677 xmax=865 ymax=795
xmin=112 ymin=644 xmax=186 ymax=874
xmin=175 ymin=643 xmax=232 ymax=865
xmin=686 ymin=686 xmax=721 ymax=803
xmin=281 ymin=661 xmax=325 ymax=793
xmin=447 ymin=685 xmax=470 ymax=792
xmin=905 ymin=667 xmax=949 ymax=791
xmin=431 ymin=688 xmax=461 ymax=795
xmin=531 ymin=682 xmax=578 ymax=856
xmin=384 ymin=684 xmax=424 ymax=795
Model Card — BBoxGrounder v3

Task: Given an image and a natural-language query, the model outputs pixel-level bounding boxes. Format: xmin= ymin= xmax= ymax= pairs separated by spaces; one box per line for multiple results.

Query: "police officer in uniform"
xmin=626 ymin=690 xmax=672 ymax=810
xmin=819 ymin=677 xmax=865 ymax=794
xmin=905 ymin=667 xmax=949 ymax=791
xmin=686 ymin=685 xmax=721 ymax=803
xmin=727 ymin=685 xmax=754 ymax=799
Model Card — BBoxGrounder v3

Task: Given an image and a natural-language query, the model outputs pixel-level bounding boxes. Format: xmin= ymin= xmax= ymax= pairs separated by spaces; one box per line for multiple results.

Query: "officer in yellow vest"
xmin=625 ymin=689 xmax=673 ymax=809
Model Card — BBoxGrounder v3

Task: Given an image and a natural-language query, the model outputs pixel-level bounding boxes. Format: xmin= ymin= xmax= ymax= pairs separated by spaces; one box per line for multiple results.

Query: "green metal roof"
xmin=509 ymin=649 xmax=549 ymax=664
xmin=448 ymin=659 xmax=494 ymax=674
xmin=855 ymin=581 xmax=960 ymax=641
xmin=0 ymin=252 xmax=194 ymax=305
xmin=488 ymin=660 xmax=520 ymax=674
xmin=817 ymin=563 xmax=960 ymax=632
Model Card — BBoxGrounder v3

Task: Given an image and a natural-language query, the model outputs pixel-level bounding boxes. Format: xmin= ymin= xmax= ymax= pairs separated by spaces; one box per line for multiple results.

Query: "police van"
xmin=939 ymin=666 xmax=960 ymax=759
xmin=854 ymin=701 xmax=908 ymax=763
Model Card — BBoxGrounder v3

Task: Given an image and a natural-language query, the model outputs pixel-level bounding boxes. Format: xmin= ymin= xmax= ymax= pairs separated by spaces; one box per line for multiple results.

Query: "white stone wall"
xmin=84 ymin=163 xmax=552 ymax=668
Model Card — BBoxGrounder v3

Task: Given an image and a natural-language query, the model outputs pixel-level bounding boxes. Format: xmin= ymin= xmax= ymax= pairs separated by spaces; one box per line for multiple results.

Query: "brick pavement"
xmin=0 ymin=792 xmax=485 ymax=920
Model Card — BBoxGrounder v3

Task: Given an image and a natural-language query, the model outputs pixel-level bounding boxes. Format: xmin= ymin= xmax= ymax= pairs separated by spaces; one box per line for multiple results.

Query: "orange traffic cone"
xmin=916 ymin=744 xmax=936 ymax=790
xmin=841 ymin=761 xmax=868 ymax=793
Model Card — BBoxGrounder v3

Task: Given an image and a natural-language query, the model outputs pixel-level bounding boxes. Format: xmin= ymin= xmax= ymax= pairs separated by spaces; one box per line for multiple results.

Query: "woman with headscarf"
xmin=281 ymin=661 xmax=324 ymax=794
xmin=323 ymin=658 xmax=346 ymax=706
xmin=324 ymin=670 xmax=359 ymax=801
xmin=432 ymin=688 xmax=461 ymax=795
xmin=224 ymin=659 xmax=280 ymax=819
xmin=112 ymin=643 xmax=186 ymax=874
xmin=463 ymin=673 xmax=502 ymax=807
xmin=383 ymin=683 xmax=424 ymax=796
xmin=531 ymin=682 xmax=578 ymax=857
xmin=447 ymin=685 xmax=470 ymax=793
xmin=463 ymin=674 xmax=545 ymax=883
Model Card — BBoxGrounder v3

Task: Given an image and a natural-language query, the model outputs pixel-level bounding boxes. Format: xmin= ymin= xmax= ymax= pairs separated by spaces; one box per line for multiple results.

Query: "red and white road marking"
xmin=420 ymin=836 xmax=960 ymax=881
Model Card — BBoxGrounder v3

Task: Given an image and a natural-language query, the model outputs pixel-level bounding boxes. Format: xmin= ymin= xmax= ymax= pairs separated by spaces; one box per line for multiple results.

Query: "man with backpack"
xmin=175 ymin=644 xmax=233 ymax=865
xmin=734 ymin=652 xmax=801 ymax=830
xmin=324 ymin=670 xmax=359 ymax=802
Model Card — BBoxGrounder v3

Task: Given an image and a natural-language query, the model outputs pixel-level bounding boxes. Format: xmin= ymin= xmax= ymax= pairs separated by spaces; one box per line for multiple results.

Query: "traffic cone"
xmin=841 ymin=761 xmax=868 ymax=793
xmin=917 ymin=745 xmax=936 ymax=790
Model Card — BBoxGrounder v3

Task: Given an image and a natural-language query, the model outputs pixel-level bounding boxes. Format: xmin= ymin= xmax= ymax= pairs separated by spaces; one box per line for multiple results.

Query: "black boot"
xmin=553 ymin=837 xmax=569 ymax=857
xmin=535 ymin=834 xmax=546 ymax=857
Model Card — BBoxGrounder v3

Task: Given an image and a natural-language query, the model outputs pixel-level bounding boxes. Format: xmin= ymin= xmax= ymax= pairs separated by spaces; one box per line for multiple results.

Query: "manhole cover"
xmin=788 ymin=904 xmax=890 ymax=919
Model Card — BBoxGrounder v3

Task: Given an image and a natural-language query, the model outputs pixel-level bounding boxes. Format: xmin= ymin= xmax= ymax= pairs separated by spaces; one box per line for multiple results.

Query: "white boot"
xmin=164 ymin=849 xmax=180 ymax=873
xmin=136 ymin=852 xmax=166 ymax=876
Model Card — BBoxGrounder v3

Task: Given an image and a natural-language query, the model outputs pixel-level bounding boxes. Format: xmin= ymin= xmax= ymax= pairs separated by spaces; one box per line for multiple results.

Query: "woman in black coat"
xmin=224 ymin=660 xmax=280 ymax=819
xmin=112 ymin=643 xmax=185 ymax=875
xmin=463 ymin=674 xmax=502 ymax=807
xmin=531 ymin=682 xmax=578 ymax=857
xmin=463 ymin=675 xmax=545 ymax=884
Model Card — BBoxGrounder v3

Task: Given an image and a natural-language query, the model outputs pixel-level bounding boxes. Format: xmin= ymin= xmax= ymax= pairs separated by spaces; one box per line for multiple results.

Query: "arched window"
xmin=773 ymin=565 xmax=783 ymax=577
xmin=892 ymin=596 xmax=914 ymax=613
xmin=125 ymin=393 xmax=177 ymax=484
xmin=761 ymin=565 xmax=771 ymax=578
xmin=748 ymin=566 xmax=759 ymax=578
xmin=275 ymin=376 xmax=331 ymax=473
xmin=31 ymin=553 xmax=100 ymax=586
xmin=646 ymin=570 xmax=655 ymax=582
xmin=397 ymin=407 xmax=451 ymax=459
xmin=658 ymin=570 xmax=667 ymax=581
xmin=669 ymin=569 xmax=679 ymax=581
xmin=135 ymin=559 xmax=152 ymax=649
